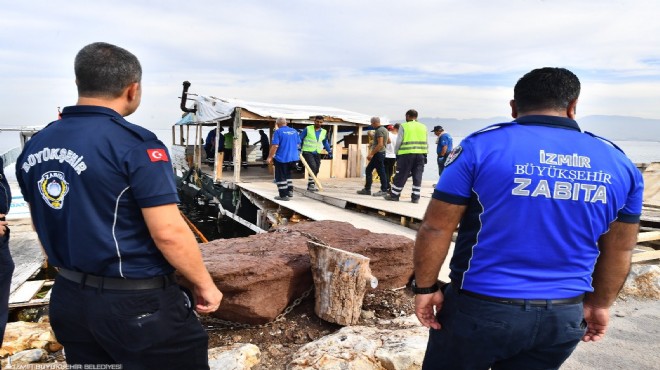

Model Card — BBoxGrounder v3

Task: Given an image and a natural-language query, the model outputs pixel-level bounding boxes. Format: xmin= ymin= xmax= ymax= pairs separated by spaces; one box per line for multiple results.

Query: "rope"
xmin=180 ymin=211 xmax=209 ymax=243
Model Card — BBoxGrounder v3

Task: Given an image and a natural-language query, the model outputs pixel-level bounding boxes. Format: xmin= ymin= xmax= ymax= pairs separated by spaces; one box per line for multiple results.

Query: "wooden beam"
xmin=356 ymin=126 xmax=363 ymax=176
xmin=638 ymin=231 xmax=660 ymax=243
xmin=632 ymin=250 xmax=660 ymax=263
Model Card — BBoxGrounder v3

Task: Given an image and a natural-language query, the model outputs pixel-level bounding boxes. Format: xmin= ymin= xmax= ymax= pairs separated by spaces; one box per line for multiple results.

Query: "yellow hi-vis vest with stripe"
xmin=398 ymin=120 xmax=428 ymax=155
xmin=302 ymin=125 xmax=326 ymax=153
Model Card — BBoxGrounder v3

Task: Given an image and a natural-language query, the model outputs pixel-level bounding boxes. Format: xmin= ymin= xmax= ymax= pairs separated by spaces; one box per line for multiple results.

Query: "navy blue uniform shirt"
xmin=0 ymin=157 xmax=10 ymax=217
xmin=0 ymin=157 xmax=10 ymax=243
xmin=434 ymin=116 xmax=644 ymax=298
xmin=16 ymin=106 xmax=179 ymax=278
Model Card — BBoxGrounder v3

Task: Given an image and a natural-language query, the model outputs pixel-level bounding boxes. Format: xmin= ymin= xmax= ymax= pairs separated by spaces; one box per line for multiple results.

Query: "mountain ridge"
xmin=409 ymin=115 xmax=660 ymax=141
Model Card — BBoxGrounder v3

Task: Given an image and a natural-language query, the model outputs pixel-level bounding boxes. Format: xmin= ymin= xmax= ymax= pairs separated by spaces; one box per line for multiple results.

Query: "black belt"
xmin=58 ymin=268 xmax=176 ymax=290
xmin=459 ymin=289 xmax=584 ymax=306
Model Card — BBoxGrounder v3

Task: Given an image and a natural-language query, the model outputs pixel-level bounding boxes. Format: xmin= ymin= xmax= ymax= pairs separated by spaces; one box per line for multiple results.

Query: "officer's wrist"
xmin=411 ymin=279 xmax=440 ymax=294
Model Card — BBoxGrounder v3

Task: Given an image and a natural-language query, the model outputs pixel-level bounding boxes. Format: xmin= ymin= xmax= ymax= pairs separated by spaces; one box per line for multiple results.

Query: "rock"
xmin=193 ymin=230 xmax=314 ymax=324
xmin=208 ymin=343 xmax=261 ymax=370
xmin=361 ymin=310 xmax=375 ymax=320
xmin=621 ymin=265 xmax=660 ymax=299
xmin=288 ymin=315 xmax=428 ymax=370
xmin=285 ymin=221 xmax=414 ymax=289
xmin=187 ymin=220 xmax=413 ymax=324
xmin=0 ymin=321 xmax=61 ymax=357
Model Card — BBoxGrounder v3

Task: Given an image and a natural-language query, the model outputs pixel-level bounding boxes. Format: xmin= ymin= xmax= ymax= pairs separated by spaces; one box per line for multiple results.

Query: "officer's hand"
xmin=582 ymin=303 xmax=609 ymax=342
xmin=414 ymin=291 xmax=443 ymax=330
xmin=267 ymin=156 xmax=273 ymax=165
xmin=194 ymin=284 xmax=223 ymax=314
xmin=0 ymin=214 xmax=7 ymax=237
xmin=366 ymin=154 xmax=373 ymax=161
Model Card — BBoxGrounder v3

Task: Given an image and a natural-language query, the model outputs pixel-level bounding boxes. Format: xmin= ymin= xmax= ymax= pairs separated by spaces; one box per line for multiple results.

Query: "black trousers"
xmin=437 ymin=156 xmax=448 ymax=177
xmin=390 ymin=153 xmax=425 ymax=200
xmin=223 ymin=148 xmax=233 ymax=165
xmin=384 ymin=157 xmax=396 ymax=190
xmin=49 ymin=275 xmax=209 ymax=369
xmin=274 ymin=160 xmax=294 ymax=197
xmin=364 ymin=152 xmax=388 ymax=192
xmin=241 ymin=146 xmax=248 ymax=165
xmin=0 ymin=238 xmax=13 ymax=348
xmin=302 ymin=151 xmax=321 ymax=188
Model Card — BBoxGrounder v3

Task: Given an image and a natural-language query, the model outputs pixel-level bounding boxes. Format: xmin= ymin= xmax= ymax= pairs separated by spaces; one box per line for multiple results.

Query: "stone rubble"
xmin=208 ymin=343 xmax=261 ymax=370
xmin=0 ymin=321 xmax=61 ymax=358
xmin=288 ymin=315 xmax=428 ymax=370
xmin=621 ymin=264 xmax=660 ymax=299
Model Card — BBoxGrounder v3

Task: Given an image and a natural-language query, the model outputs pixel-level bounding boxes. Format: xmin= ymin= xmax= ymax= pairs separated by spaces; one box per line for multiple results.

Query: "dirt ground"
xmin=203 ymin=288 xmax=416 ymax=369
xmin=202 ymin=291 xmax=660 ymax=370
xmin=8 ymin=289 xmax=658 ymax=369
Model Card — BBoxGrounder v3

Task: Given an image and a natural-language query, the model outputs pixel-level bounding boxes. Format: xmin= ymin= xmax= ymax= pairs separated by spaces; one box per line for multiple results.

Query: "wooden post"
xmin=233 ymin=108 xmax=242 ymax=183
xmin=213 ymin=152 xmax=224 ymax=182
xmin=331 ymin=124 xmax=339 ymax=178
xmin=307 ymin=241 xmax=378 ymax=326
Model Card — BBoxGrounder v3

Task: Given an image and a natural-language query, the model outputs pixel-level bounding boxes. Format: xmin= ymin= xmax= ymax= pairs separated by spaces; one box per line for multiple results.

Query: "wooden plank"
xmin=8 ymin=281 xmax=53 ymax=308
xmin=638 ymin=231 xmax=660 ymax=242
xmin=9 ymin=280 xmax=45 ymax=304
xmin=9 ymin=234 xmax=46 ymax=295
xmin=632 ymin=250 xmax=660 ymax=263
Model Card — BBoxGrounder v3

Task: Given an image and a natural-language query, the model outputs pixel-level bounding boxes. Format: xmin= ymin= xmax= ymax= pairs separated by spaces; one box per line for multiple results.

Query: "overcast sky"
xmin=2 ymin=0 xmax=660 ymax=131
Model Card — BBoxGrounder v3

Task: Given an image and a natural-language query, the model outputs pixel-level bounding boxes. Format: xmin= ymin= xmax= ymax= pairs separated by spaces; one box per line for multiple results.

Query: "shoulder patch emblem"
xmin=147 ymin=149 xmax=169 ymax=162
xmin=444 ymin=146 xmax=463 ymax=167
xmin=38 ymin=171 xmax=70 ymax=209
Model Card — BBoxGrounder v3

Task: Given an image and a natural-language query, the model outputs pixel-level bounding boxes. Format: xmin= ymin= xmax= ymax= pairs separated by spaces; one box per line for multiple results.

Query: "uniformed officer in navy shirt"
xmin=413 ymin=67 xmax=643 ymax=369
xmin=0 ymin=157 xmax=12 ymax=350
xmin=16 ymin=42 xmax=222 ymax=369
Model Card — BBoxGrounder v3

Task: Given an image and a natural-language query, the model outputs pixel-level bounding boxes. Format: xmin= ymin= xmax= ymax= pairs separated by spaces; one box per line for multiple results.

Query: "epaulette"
xmin=110 ymin=117 xmax=157 ymax=142
xmin=465 ymin=121 xmax=517 ymax=139
xmin=584 ymin=131 xmax=625 ymax=154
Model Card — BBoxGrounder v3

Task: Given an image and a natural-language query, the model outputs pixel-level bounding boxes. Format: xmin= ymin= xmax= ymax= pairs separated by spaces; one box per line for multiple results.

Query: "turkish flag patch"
xmin=147 ymin=149 xmax=169 ymax=162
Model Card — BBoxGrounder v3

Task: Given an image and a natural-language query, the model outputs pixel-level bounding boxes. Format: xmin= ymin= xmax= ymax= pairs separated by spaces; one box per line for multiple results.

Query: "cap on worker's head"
xmin=431 ymin=125 xmax=443 ymax=132
xmin=386 ymin=125 xmax=394 ymax=131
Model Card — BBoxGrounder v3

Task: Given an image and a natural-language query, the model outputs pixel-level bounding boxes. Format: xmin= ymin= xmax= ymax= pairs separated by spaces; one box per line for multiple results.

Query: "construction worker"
xmin=385 ymin=109 xmax=428 ymax=203
xmin=224 ymin=127 xmax=234 ymax=169
xmin=300 ymin=115 xmax=332 ymax=192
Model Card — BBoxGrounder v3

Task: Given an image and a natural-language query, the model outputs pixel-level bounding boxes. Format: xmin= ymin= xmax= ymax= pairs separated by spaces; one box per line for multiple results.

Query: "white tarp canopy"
xmin=186 ymin=95 xmax=374 ymax=126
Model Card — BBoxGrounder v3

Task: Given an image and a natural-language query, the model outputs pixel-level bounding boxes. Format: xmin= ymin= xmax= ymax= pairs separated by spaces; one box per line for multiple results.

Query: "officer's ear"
xmin=510 ymin=99 xmax=518 ymax=118
xmin=567 ymin=99 xmax=578 ymax=119
xmin=126 ymin=82 xmax=140 ymax=102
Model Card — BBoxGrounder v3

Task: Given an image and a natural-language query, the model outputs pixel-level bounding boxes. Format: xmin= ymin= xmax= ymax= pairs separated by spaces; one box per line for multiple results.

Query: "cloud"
xmin=2 ymin=0 xmax=660 ymax=132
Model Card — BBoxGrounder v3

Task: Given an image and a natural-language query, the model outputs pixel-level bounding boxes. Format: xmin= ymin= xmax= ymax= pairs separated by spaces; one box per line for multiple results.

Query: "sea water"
xmin=422 ymin=137 xmax=660 ymax=181
xmin=2 ymin=130 xmax=659 ymax=182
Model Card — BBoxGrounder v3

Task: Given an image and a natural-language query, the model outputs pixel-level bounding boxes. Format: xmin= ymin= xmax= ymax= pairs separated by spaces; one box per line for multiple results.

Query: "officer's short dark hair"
xmin=405 ymin=109 xmax=418 ymax=119
xmin=513 ymin=67 xmax=580 ymax=114
xmin=75 ymin=42 xmax=142 ymax=99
